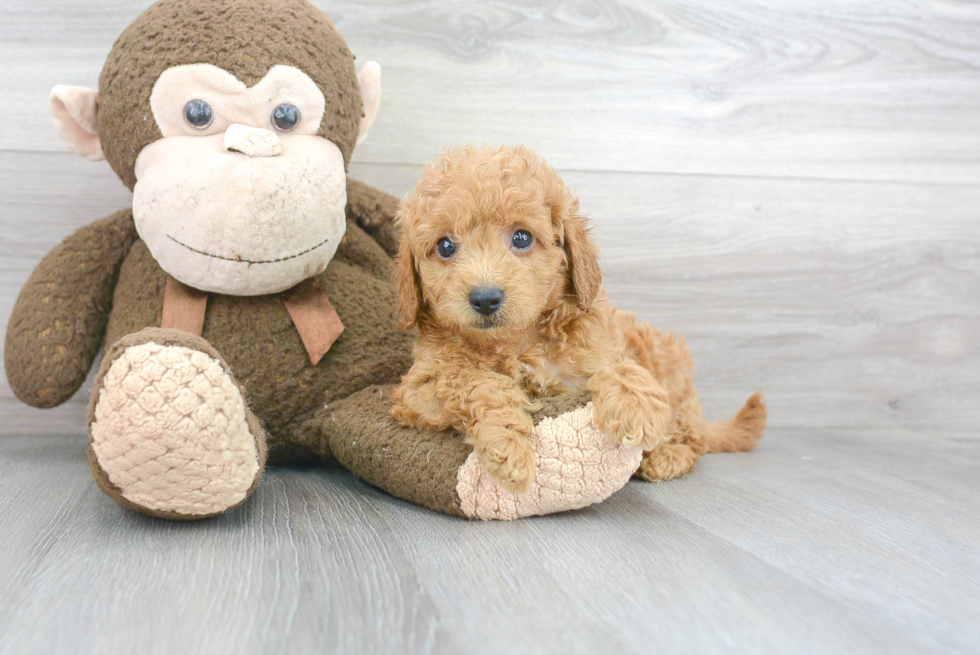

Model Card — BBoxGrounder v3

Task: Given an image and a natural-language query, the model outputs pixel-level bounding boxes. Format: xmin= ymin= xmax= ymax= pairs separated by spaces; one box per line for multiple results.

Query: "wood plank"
xmin=0 ymin=437 xmax=457 ymax=655
xmin=371 ymin=480 xmax=925 ymax=654
xmin=644 ymin=428 xmax=980 ymax=653
xmin=0 ymin=431 xmax=976 ymax=654
xmin=2 ymin=153 xmax=978 ymax=433
xmin=1 ymin=1 xmax=979 ymax=183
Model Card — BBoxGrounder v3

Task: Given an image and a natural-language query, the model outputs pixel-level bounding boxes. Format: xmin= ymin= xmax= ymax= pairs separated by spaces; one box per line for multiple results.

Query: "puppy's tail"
xmin=701 ymin=391 xmax=767 ymax=453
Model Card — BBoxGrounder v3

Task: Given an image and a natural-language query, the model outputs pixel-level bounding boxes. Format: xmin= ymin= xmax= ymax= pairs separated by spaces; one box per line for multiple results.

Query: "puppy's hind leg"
xmin=635 ymin=443 xmax=699 ymax=482
xmin=635 ymin=376 xmax=705 ymax=482
xmin=589 ymin=361 xmax=672 ymax=451
xmin=636 ymin=390 xmax=767 ymax=482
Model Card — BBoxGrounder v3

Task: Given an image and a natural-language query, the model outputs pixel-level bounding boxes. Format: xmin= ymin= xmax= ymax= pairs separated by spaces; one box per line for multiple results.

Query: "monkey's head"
xmin=49 ymin=0 xmax=382 ymax=295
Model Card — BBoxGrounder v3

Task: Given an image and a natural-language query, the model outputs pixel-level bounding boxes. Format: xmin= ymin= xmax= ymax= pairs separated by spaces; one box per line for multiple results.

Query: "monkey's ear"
xmin=50 ymin=85 xmax=104 ymax=162
xmin=355 ymin=62 xmax=382 ymax=146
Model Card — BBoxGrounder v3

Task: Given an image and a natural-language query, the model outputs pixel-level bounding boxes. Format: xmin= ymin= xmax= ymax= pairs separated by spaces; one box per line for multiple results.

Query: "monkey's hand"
xmin=346 ymin=178 xmax=401 ymax=258
xmin=5 ymin=209 xmax=137 ymax=408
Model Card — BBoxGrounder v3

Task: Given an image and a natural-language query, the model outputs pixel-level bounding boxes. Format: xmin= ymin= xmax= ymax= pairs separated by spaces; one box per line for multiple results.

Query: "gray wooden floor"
xmin=1 ymin=1 xmax=979 ymax=653
xmin=1 ymin=431 xmax=977 ymax=655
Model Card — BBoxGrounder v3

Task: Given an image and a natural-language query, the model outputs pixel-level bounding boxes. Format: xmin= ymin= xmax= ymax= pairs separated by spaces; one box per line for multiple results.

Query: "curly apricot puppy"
xmin=391 ymin=145 xmax=767 ymax=493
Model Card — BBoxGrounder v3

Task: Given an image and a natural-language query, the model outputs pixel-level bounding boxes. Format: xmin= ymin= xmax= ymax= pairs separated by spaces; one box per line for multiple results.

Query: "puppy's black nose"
xmin=469 ymin=287 xmax=503 ymax=316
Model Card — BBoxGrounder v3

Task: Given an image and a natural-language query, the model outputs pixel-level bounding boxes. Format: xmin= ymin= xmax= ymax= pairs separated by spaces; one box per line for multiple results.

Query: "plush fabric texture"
xmin=98 ymin=0 xmax=363 ymax=189
xmin=316 ymin=386 xmax=471 ymax=518
xmin=132 ymin=129 xmax=349 ymax=295
xmin=49 ymin=85 xmax=103 ymax=161
xmin=88 ymin=328 xmax=268 ymax=520
xmin=149 ymin=64 xmax=327 ymax=141
xmin=101 ymin=211 xmax=414 ymax=463
xmin=5 ymin=178 xmax=409 ymax=452
xmin=5 ymin=210 xmax=137 ymax=408
xmin=456 ymin=403 xmax=643 ymax=520
xmin=354 ymin=62 xmax=381 ymax=146
xmin=221 ymin=123 xmax=285 ymax=157
xmin=91 ymin=341 xmax=262 ymax=516
xmin=347 ymin=178 xmax=402 ymax=257
xmin=313 ymin=386 xmax=608 ymax=519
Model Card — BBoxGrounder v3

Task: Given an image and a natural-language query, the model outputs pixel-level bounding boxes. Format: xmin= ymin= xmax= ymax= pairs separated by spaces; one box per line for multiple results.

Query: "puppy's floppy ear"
xmin=560 ymin=210 xmax=602 ymax=309
xmin=543 ymin=167 xmax=601 ymax=309
xmin=395 ymin=225 xmax=423 ymax=329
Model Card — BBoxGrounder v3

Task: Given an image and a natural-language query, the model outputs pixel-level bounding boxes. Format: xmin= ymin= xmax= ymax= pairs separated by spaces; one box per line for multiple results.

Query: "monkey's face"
xmin=49 ymin=0 xmax=382 ymax=296
xmin=131 ymin=64 xmax=347 ymax=296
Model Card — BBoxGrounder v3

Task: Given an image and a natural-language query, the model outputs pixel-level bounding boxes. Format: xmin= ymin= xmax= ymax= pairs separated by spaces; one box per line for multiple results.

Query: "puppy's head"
xmin=395 ymin=145 xmax=601 ymax=341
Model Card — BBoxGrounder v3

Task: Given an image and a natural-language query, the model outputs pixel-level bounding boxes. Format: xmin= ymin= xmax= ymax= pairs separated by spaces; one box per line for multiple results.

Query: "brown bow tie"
xmin=161 ymin=276 xmax=344 ymax=365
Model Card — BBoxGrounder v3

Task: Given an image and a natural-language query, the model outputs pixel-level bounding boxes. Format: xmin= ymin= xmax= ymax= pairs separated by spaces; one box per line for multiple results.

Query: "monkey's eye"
xmin=271 ymin=103 xmax=301 ymax=132
xmin=512 ymin=230 xmax=534 ymax=250
xmin=436 ymin=237 xmax=457 ymax=259
xmin=183 ymin=99 xmax=214 ymax=129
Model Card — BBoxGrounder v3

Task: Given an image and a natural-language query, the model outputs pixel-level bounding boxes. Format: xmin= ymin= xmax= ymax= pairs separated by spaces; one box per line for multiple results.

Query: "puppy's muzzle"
xmin=469 ymin=286 xmax=503 ymax=316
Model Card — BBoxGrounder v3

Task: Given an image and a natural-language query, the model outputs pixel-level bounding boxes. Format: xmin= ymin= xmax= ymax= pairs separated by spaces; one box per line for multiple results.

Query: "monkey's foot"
xmin=88 ymin=328 xmax=267 ymax=519
xmin=456 ymin=402 xmax=642 ymax=520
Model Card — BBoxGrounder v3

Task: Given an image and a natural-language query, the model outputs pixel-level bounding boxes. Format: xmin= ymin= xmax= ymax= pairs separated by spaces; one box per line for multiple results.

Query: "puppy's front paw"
xmin=591 ymin=364 xmax=672 ymax=450
xmin=478 ymin=434 xmax=537 ymax=494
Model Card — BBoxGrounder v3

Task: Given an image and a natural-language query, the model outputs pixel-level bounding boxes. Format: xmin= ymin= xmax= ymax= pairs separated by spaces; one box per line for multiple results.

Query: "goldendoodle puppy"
xmin=391 ymin=145 xmax=766 ymax=493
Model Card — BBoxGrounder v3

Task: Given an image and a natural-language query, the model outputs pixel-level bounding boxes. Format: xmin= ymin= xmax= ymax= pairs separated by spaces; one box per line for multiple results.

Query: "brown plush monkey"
xmin=5 ymin=0 xmax=642 ymax=520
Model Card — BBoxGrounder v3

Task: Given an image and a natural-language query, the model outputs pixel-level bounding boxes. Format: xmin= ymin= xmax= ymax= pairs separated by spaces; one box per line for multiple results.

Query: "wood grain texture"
xmin=0 ymin=431 xmax=976 ymax=655
xmin=1 ymin=1 xmax=978 ymax=433
xmin=2 ymin=1 xmax=980 ymax=182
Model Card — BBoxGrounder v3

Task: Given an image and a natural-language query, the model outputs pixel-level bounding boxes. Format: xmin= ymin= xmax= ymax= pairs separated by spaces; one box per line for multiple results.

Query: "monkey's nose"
xmin=469 ymin=287 xmax=504 ymax=316
xmin=223 ymin=124 xmax=283 ymax=158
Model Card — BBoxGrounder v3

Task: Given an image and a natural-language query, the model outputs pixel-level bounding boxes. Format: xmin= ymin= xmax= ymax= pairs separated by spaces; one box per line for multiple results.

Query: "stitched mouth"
xmin=166 ymin=235 xmax=331 ymax=265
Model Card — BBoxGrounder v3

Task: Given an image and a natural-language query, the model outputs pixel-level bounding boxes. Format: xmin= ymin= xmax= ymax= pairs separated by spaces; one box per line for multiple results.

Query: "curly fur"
xmin=392 ymin=145 xmax=767 ymax=492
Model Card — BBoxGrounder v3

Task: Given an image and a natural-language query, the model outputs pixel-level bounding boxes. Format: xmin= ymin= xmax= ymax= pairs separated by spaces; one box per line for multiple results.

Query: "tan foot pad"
xmin=456 ymin=403 xmax=642 ymax=520
xmin=90 ymin=342 xmax=260 ymax=517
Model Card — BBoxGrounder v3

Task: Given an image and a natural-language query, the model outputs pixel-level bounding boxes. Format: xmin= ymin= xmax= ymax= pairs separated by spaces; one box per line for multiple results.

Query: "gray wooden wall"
xmin=1 ymin=0 xmax=978 ymax=435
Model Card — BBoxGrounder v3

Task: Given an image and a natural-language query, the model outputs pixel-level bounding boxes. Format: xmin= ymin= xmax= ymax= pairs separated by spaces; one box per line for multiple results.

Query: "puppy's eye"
xmin=184 ymin=99 xmax=214 ymax=129
xmin=436 ymin=237 xmax=457 ymax=259
xmin=512 ymin=230 xmax=534 ymax=250
xmin=271 ymin=103 xmax=301 ymax=132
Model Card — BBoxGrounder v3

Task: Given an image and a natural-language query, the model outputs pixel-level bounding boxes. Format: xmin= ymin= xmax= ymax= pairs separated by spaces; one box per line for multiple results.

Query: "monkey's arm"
xmin=346 ymin=178 xmax=401 ymax=257
xmin=5 ymin=209 xmax=138 ymax=408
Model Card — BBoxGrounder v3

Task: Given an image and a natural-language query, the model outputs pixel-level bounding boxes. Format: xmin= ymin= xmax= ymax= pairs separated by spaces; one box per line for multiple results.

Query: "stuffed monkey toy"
xmin=4 ymin=0 xmax=641 ymax=520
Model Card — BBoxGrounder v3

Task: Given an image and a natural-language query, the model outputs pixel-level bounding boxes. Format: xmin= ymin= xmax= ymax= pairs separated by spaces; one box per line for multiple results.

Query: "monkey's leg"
xmin=296 ymin=386 xmax=642 ymax=520
xmin=346 ymin=178 xmax=401 ymax=257
xmin=88 ymin=328 xmax=267 ymax=520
